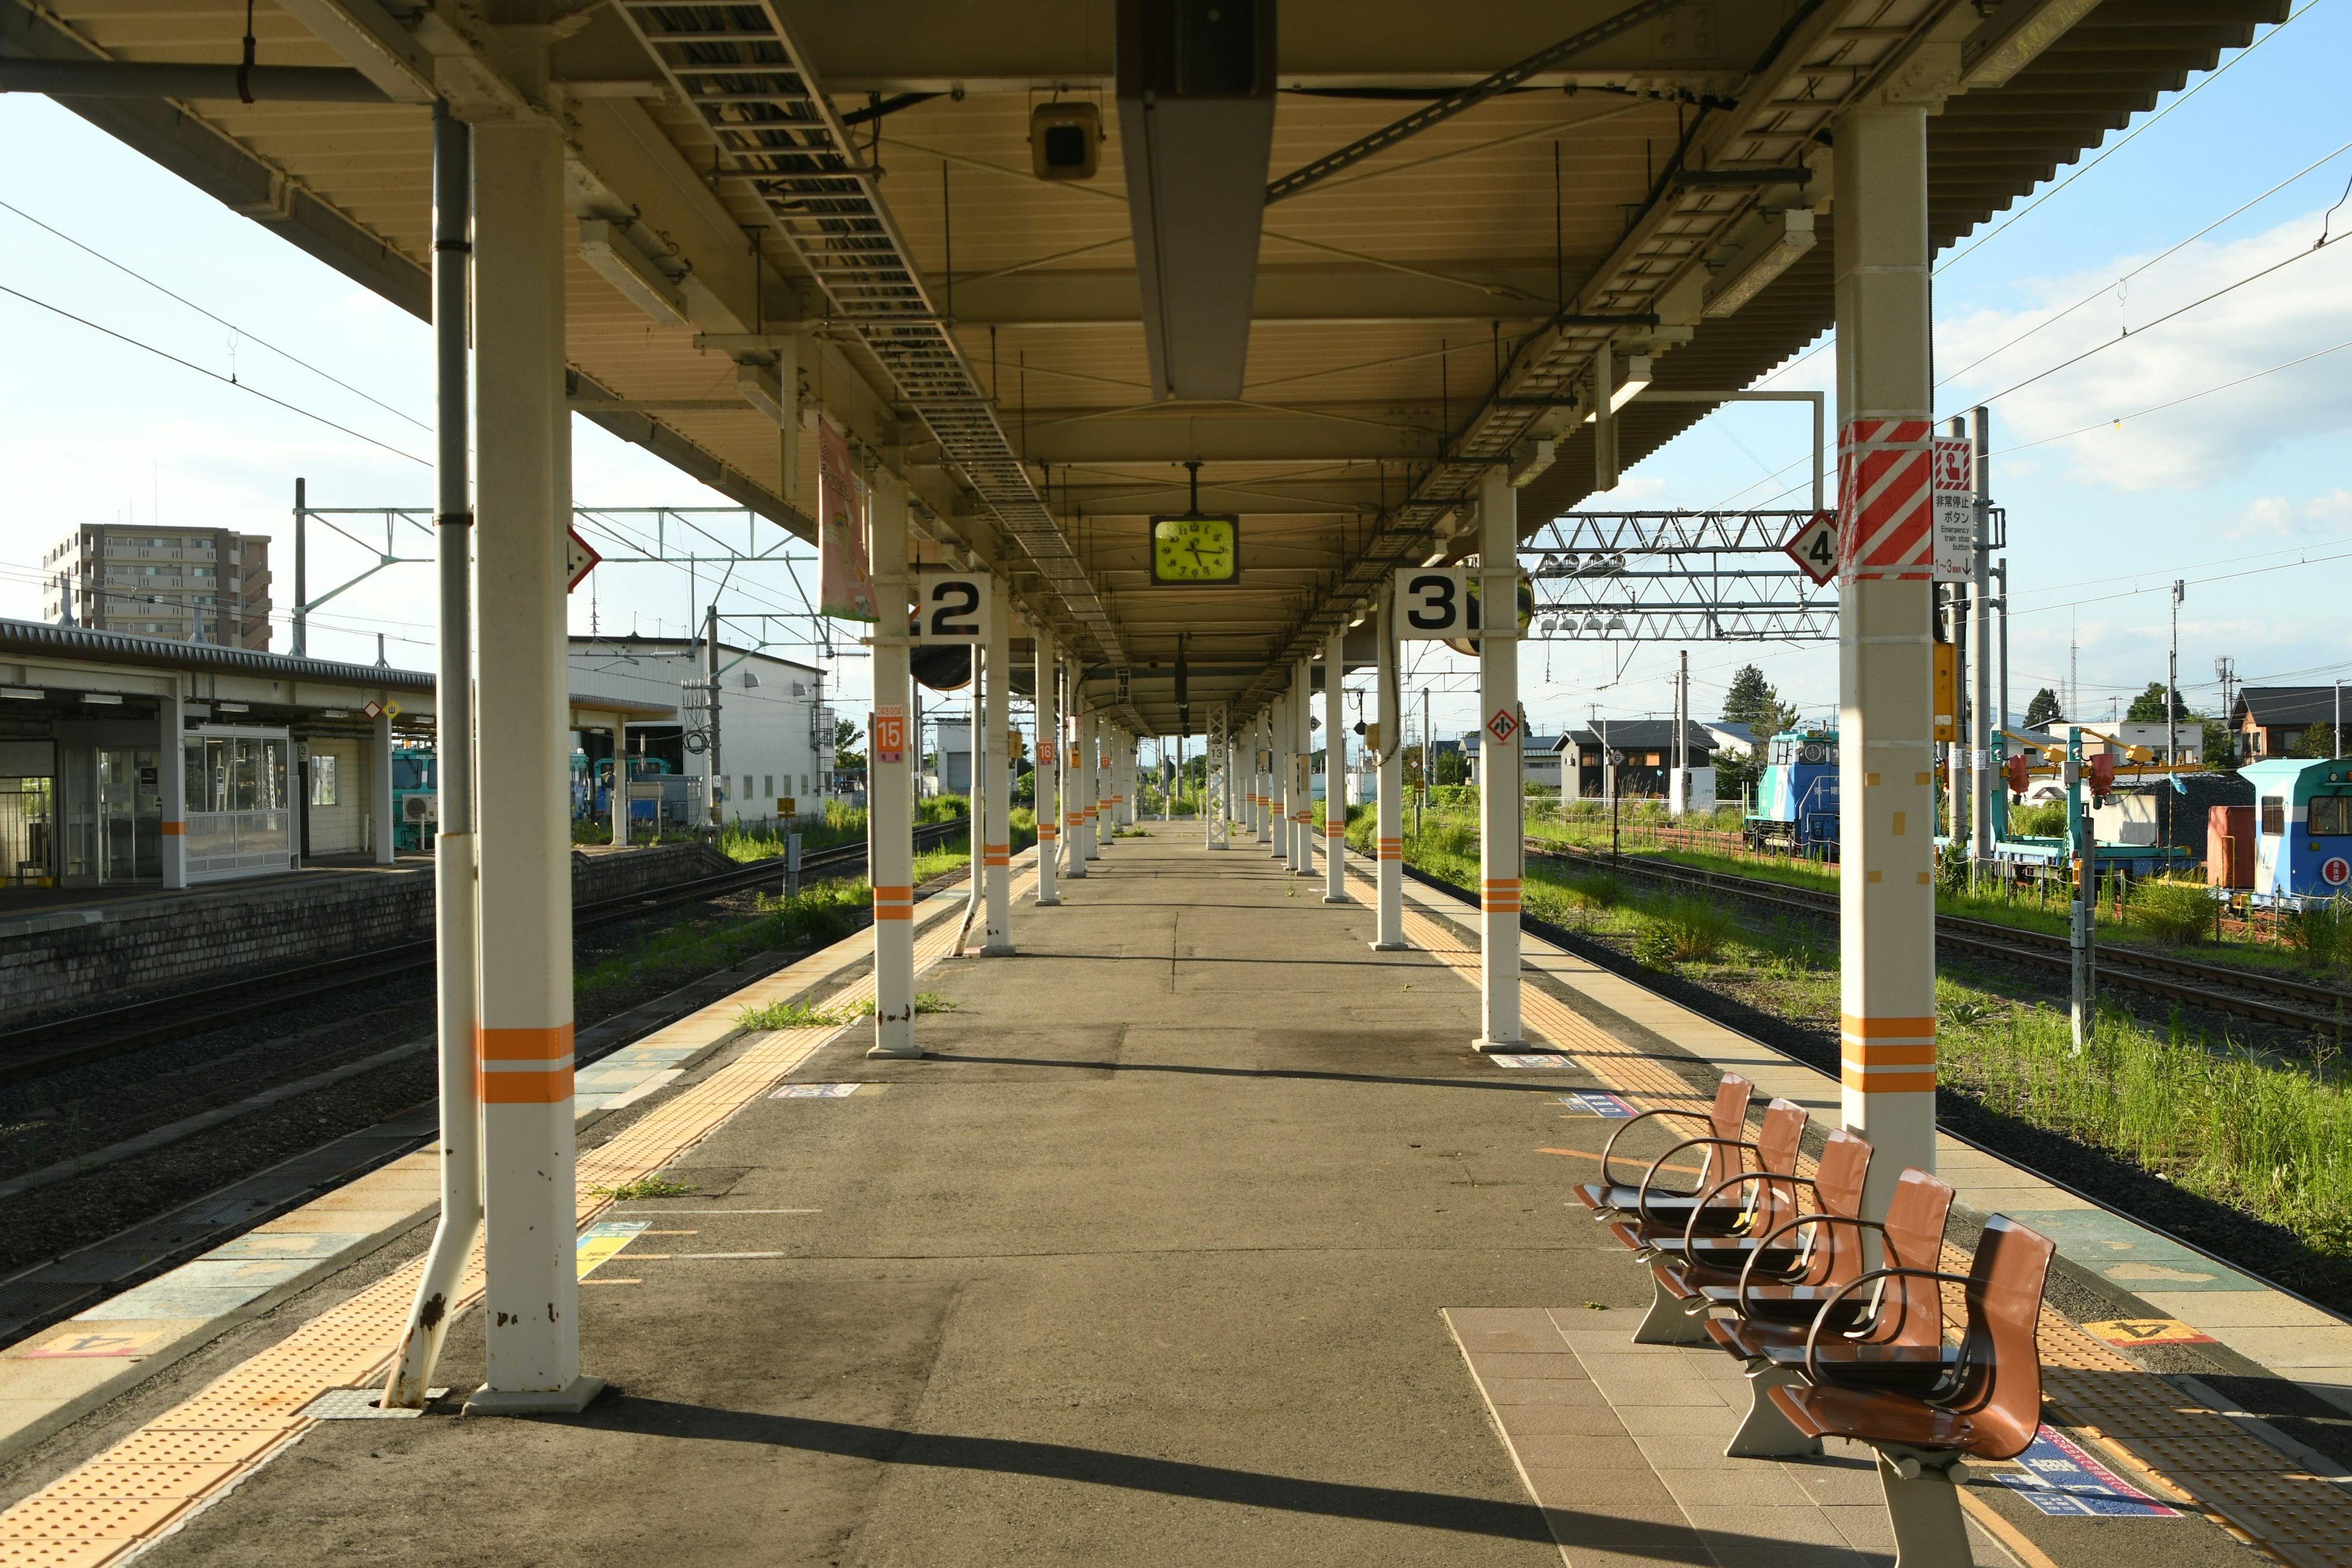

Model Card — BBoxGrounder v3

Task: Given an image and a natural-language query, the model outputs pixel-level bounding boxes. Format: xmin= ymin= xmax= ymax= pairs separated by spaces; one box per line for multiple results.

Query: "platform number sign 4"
xmin=1782 ymin=511 xmax=1839 ymax=587
xmin=908 ymin=575 xmax=987 ymax=643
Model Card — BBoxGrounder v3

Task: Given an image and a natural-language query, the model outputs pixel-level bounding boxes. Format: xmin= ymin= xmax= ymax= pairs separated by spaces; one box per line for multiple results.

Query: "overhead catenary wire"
xmin=0 ymin=284 xmax=430 ymax=466
xmin=0 ymin=198 xmax=432 ymax=432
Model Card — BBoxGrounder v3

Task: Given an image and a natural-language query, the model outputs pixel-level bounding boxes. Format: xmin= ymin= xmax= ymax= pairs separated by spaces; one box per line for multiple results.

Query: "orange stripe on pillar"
xmin=476 ymin=1023 xmax=575 ymax=1104
xmin=1839 ymin=1014 xmax=1937 ymax=1038
xmin=160 ymin=820 xmax=186 ymax=836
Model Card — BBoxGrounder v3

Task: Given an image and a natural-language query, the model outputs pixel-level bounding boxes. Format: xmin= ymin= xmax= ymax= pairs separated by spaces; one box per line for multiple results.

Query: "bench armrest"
xmin=1682 ymin=1171 xmax=1819 ymax=1251
xmin=1804 ymin=1267 xmax=1970 ymax=1390
xmin=1736 ymin=1214 xmax=1883 ymax=1317
xmin=1597 ymin=1106 xmax=1715 ymax=1193
xmin=1637 ymin=1137 xmax=1756 ymax=1226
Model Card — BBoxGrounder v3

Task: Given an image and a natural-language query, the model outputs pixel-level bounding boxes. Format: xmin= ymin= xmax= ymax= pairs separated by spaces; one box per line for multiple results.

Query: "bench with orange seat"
xmin=1572 ymin=1072 xmax=1752 ymax=1226
xmin=1768 ymin=1215 xmax=2057 ymax=1568
xmin=1598 ymin=1097 xmax=1810 ymax=1344
xmin=1638 ymin=1126 xmax=1871 ymax=1361
xmin=1705 ymin=1166 xmax=1957 ymax=1457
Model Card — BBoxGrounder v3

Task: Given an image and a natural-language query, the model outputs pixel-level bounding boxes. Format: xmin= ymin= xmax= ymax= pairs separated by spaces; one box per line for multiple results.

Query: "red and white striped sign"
xmin=1836 ymin=418 xmax=1934 ymax=582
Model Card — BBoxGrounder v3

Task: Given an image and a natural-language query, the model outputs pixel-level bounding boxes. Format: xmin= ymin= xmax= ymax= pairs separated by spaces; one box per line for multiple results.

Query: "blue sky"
xmin=2 ymin=3 xmax=2345 ymax=757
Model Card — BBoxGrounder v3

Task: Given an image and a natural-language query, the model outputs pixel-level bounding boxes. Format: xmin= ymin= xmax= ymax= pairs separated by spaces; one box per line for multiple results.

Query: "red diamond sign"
xmin=1782 ymin=510 xmax=1839 ymax=587
xmin=566 ymin=527 xmax=601 ymax=594
xmin=361 ymin=700 xmax=382 ymax=721
xmin=1486 ymin=707 xmax=1520 ymax=746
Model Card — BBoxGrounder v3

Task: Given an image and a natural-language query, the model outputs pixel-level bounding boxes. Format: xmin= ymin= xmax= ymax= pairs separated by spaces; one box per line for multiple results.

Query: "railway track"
xmin=1524 ymin=839 xmax=2352 ymax=1037
xmin=0 ymin=818 xmax=969 ymax=1088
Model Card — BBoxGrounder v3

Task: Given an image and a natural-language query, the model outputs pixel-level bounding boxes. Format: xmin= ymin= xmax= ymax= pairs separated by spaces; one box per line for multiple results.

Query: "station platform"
xmin=0 ymin=827 xmax=2344 ymax=1566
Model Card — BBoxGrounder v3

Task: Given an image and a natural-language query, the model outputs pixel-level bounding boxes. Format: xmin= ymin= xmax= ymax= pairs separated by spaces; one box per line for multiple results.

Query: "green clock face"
xmin=1149 ymin=514 xmax=1241 ymax=585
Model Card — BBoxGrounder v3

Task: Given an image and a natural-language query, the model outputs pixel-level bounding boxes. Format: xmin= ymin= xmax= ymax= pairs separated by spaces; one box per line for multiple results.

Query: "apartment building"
xmin=42 ymin=526 xmax=273 ymax=650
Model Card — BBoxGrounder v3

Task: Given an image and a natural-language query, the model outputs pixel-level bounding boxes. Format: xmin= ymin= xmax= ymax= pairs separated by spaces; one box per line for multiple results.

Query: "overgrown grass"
xmin=1393 ymin=816 xmax=2352 ymax=1272
xmin=1635 ymin=895 xmax=1736 ymax=965
xmin=574 ymin=878 xmax=872 ymax=1003
xmin=2133 ymin=878 xmax=2220 ymax=946
xmin=734 ymin=989 xmax=958 ymax=1031
xmin=1939 ymin=992 xmax=2352 ymax=1264
xmin=586 ymin=1175 xmax=700 ymax=1201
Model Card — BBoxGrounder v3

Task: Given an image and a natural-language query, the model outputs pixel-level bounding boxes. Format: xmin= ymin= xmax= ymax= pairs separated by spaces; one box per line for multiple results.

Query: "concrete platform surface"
xmin=0 ymin=826 xmax=2332 ymax=1566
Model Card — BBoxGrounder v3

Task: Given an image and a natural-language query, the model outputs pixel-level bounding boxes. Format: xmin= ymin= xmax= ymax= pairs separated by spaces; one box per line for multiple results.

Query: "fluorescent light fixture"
xmin=1703 ymin=209 xmax=1815 ymax=319
xmin=0 ymin=687 xmax=39 ymax=700
xmin=323 ymin=709 xmax=350 ymax=718
xmin=216 ymin=701 xmax=250 ymax=714
xmin=1610 ymin=357 xmax=1652 ymax=413
xmin=1578 ymin=357 xmax=1654 ymax=426
xmin=577 ymin=218 xmax=692 ymax=328
xmin=80 ymin=692 xmax=123 ymax=705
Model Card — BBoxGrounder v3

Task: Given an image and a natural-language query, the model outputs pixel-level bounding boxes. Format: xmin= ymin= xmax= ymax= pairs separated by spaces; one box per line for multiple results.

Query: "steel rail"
xmin=1523 ymin=840 xmax=2352 ymax=1036
xmin=0 ymin=819 xmax=970 ymax=1085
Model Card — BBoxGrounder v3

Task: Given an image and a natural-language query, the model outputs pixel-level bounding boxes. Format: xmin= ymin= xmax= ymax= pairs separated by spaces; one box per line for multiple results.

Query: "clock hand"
xmin=1188 ymin=542 xmax=1205 ymax=565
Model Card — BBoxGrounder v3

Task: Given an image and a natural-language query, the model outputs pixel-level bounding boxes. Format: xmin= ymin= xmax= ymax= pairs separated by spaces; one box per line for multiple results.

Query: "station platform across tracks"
xmin=0 ymin=826 xmax=2345 ymax=1567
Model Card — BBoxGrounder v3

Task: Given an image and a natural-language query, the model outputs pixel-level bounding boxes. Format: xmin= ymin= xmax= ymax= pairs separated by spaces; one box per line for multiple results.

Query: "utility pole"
xmin=1418 ymin=686 xmax=1430 ymax=837
xmin=2214 ymin=657 xmax=2236 ymax=763
xmin=2168 ymin=579 xmax=2182 ymax=849
xmin=292 ymin=477 xmax=307 ymax=657
xmin=1673 ymin=649 xmax=1688 ymax=816
xmin=1970 ymin=405 xmax=1994 ymax=879
xmin=704 ymin=602 xmax=723 ymax=825
xmin=2067 ymin=728 xmax=2095 ymax=1048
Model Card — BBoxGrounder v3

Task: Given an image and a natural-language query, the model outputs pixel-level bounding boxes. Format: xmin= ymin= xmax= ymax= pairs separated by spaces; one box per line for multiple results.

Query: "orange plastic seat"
xmin=1769 ymin=1216 xmax=2057 ymax=1568
xmin=1613 ymin=1099 xmax=1807 ymax=1345
xmin=1572 ymin=1072 xmax=1751 ymax=1219
xmin=1704 ymin=1167 xmax=1956 ymax=1458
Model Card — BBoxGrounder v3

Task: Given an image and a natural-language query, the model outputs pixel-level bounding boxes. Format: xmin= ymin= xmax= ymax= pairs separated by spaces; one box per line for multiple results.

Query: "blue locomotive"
xmin=1744 ymin=728 xmax=1841 ymax=857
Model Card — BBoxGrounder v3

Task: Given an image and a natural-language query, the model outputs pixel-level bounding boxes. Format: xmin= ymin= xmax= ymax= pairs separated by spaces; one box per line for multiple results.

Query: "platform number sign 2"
xmin=1782 ymin=511 xmax=1840 ymax=587
xmin=908 ymin=575 xmax=987 ymax=643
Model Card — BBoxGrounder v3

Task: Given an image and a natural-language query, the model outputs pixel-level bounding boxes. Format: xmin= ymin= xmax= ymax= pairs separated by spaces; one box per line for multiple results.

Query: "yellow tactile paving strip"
xmin=1395 ymin=867 xmax=2352 ymax=1567
xmin=0 ymin=873 xmax=1020 ymax=1568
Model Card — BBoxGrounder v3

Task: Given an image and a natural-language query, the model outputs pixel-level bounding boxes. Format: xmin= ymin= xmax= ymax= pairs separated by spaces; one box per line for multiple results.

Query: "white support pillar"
xmin=965 ymin=636 xmax=986 ymax=927
xmin=1373 ymin=585 xmax=1407 ymax=949
xmin=609 ymin=728 xmax=630 ymax=847
xmin=1323 ymin=629 xmax=1351 ymax=903
xmin=1085 ymin=710 xmax=1104 ymax=859
xmin=1035 ymin=630 xmax=1060 ymax=905
xmin=160 ymin=688 xmax=186 ymax=888
xmin=1256 ymin=714 xmax=1272 ymax=844
xmin=1474 ymin=467 xmax=1524 ymax=1053
xmin=1292 ymin=658 xmax=1314 ymax=875
xmin=1836 ymin=101 xmax=1940 ymax=1207
xmin=980 ymin=574 xmax=1014 ymax=954
xmin=466 ymin=111 xmax=597 ymax=1414
xmin=1065 ymin=697 xmax=1091 ymax=877
xmin=868 ymin=475 xmax=919 ymax=1057
xmin=372 ymin=707 xmax=395 ymax=864
xmin=1279 ymin=700 xmax=1298 ymax=870
xmin=1115 ymin=731 xmax=1132 ymax=826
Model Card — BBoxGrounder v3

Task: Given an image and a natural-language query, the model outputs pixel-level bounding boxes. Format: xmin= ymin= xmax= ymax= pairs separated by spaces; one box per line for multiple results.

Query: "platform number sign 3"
xmin=1393 ymin=567 xmax=1471 ymax=639
xmin=1782 ymin=511 xmax=1839 ymax=587
xmin=908 ymin=575 xmax=987 ymax=643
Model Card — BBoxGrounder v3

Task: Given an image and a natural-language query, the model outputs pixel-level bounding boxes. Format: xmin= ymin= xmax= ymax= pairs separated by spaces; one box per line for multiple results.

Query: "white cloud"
xmin=1938 ymin=209 xmax=2352 ymax=491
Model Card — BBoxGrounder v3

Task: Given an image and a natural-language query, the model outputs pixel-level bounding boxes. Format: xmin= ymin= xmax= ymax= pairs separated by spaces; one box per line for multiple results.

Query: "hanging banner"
xmin=818 ymin=419 xmax=878 ymax=622
xmin=1932 ymin=434 xmax=1975 ymax=582
xmin=1835 ymin=418 xmax=1934 ymax=583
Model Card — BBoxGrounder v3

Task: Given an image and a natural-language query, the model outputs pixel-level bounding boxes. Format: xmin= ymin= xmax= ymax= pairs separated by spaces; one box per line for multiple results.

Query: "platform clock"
xmin=1148 ymin=513 xmax=1242 ymax=585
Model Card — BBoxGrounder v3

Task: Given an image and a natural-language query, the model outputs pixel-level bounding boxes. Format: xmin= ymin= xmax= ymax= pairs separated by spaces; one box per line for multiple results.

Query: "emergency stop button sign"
xmin=2324 ymin=856 xmax=2350 ymax=887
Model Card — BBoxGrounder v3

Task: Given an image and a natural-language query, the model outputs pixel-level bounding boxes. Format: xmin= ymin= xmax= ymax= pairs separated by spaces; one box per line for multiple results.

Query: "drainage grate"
xmin=297 ymin=1387 xmax=445 ymax=1421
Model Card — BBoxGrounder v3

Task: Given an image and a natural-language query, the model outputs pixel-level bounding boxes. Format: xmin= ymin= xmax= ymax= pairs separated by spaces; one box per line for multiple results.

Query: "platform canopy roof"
xmin=8 ymin=0 xmax=2278 ymax=733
